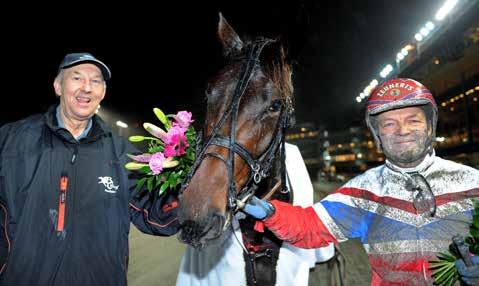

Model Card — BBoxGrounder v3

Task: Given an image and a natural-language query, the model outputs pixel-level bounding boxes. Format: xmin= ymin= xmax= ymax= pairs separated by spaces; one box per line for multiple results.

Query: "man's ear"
xmin=100 ymin=84 xmax=106 ymax=101
xmin=428 ymin=119 xmax=434 ymax=137
xmin=53 ymin=77 xmax=62 ymax=97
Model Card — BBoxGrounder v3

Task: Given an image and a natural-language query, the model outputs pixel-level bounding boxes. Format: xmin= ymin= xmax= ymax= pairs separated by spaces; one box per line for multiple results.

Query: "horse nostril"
xmin=215 ymin=213 xmax=225 ymax=227
xmin=209 ymin=212 xmax=226 ymax=237
xmin=179 ymin=220 xmax=198 ymax=242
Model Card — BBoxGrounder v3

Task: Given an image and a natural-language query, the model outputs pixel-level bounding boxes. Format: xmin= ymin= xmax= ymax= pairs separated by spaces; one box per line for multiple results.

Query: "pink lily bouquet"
xmin=125 ymin=108 xmax=196 ymax=195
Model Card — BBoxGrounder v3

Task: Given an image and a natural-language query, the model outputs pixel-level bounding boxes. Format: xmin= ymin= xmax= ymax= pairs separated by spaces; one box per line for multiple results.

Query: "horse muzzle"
xmin=177 ymin=209 xmax=229 ymax=249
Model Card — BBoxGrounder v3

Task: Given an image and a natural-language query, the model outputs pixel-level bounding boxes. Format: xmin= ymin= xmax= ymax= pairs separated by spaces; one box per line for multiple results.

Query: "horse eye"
xmin=205 ymin=83 xmax=213 ymax=96
xmin=268 ymin=99 xmax=282 ymax=112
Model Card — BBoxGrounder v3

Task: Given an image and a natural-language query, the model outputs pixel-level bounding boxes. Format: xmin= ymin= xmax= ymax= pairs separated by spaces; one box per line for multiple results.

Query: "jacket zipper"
xmin=57 ymin=173 xmax=68 ymax=232
xmin=71 ymin=146 xmax=78 ymax=164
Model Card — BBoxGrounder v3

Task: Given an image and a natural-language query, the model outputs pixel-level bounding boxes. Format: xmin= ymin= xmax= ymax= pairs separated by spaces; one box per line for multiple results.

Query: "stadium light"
xmin=435 ymin=0 xmax=458 ymax=21
xmin=425 ymin=21 xmax=435 ymax=30
xmin=357 ymin=79 xmax=379 ymax=103
xmin=116 ymin=121 xmax=128 ymax=128
xmin=380 ymin=64 xmax=393 ymax=78
xmin=415 ymin=33 xmax=424 ymax=42
xmin=420 ymin=27 xmax=430 ymax=37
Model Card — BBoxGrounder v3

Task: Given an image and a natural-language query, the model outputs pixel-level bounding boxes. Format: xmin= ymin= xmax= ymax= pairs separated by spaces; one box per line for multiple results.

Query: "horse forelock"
xmin=211 ymin=38 xmax=294 ymax=116
xmin=263 ymin=53 xmax=294 ymax=115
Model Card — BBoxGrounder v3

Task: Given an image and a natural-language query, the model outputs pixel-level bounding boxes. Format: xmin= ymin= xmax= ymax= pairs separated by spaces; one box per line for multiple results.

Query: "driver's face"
xmin=377 ymin=106 xmax=430 ymax=167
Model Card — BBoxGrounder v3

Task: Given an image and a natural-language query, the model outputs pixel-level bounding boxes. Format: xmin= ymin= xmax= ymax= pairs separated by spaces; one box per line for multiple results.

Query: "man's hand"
xmin=455 ymin=256 xmax=479 ymax=285
xmin=242 ymin=196 xmax=275 ymax=220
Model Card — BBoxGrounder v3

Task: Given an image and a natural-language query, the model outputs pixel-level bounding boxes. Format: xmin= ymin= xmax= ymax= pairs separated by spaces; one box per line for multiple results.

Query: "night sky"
xmin=2 ymin=0 xmax=442 ymax=130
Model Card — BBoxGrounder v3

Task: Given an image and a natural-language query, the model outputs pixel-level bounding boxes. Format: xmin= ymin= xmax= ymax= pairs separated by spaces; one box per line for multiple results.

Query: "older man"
xmin=0 ymin=53 xmax=179 ymax=286
xmin=244 ymin=78 xmax=479 ymax=285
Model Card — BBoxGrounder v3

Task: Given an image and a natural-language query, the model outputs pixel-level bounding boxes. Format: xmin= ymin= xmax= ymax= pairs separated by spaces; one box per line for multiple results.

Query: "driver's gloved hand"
xmin=242 ymin=196 xmax=275 ymax=220
xmin=455 ymin=256 xmax=479 ymax=285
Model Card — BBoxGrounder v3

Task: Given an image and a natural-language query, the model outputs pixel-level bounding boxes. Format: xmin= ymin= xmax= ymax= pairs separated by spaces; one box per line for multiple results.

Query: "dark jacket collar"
xmin=44 ymin=104 xmax=112 ymax=144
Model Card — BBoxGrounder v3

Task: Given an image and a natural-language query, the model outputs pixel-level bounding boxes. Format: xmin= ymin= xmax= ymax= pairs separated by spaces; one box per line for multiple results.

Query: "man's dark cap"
xmin=58 ymin=52 xmax=111 ymax=80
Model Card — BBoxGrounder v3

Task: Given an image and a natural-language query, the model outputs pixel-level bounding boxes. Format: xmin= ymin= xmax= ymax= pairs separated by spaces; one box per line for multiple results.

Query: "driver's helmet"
xmin=365 ymin=78 xmax=437 ymax=151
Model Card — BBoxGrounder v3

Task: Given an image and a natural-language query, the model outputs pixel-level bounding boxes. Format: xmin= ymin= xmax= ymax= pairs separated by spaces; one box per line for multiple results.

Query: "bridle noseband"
xmin=181 ymin=38 xmax=290 ymax=216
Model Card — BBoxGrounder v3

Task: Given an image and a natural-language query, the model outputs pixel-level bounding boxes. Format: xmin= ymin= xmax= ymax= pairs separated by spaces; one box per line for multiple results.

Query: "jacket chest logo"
xmin=98 ymin=176 xmax=119 ymax=194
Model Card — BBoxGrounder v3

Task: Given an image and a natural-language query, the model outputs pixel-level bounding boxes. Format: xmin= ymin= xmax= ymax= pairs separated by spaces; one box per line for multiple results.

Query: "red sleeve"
xmin=263 ymin=200 xmax=337 ymax=248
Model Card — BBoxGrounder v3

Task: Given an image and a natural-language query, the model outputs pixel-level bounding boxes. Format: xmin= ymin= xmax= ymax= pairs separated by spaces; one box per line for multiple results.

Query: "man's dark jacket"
xmin=0 ymin=105 xmax=179 ymax=286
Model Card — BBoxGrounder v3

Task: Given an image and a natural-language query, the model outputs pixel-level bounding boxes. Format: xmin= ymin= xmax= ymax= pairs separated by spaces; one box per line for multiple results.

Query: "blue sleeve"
xmin=319 ymin=191 xmax=374 ymax=243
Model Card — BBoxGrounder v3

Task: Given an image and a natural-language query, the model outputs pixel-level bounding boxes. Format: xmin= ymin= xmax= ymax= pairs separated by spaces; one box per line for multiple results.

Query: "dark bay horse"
xmin=177 ymin=14 xmax=294 ymax=285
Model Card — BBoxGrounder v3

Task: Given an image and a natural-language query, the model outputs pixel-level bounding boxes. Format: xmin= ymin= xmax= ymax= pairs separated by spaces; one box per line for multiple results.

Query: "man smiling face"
xmin=54 ymin=63 xmax=106 ymax=121
xmin=377 ymin=106 xmax=432 ymax=168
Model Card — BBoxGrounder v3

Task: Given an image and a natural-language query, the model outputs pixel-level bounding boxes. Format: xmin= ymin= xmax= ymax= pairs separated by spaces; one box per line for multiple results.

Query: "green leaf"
xmin=159 ymin=181 xmax=169 ymax=195
xmin=147 ymin=176 xmax=154 ymax=192
xmin=444 ymin=275 xmax=457 ymax=286
xmin=167 ymin=172 xmax=175 ymax=186
xmin=155 ymin=174 xmax=163 ymax=187
xmin=432 ymin=263 xmax=456 ymax=284
xmin=429 ymin=262 xmax=451 ymax=269
xmin=430 ymin=250 xmax=461 ymax=285
xmin=148 ymin=145 xmax=164 ymax=154
xmin=471 ymin=228 xmax=479 ymax=238
xmin=135 ymin=177 xmax=147 ymax=192
xmin=140 ymin=166 xmax=151 ymax=174
xmin=437 ymin=252 xmax=457 ymax=261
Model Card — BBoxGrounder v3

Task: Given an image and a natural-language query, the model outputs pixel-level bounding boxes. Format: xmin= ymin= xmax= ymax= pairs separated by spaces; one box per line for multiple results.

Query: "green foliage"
xmin=430 ymin=199 xmax=479 ymax=285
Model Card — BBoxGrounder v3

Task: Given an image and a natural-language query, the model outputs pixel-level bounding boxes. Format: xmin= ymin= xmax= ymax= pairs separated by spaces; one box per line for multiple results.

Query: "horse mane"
xmin=228 ymin=37 xmax=295 ymax=115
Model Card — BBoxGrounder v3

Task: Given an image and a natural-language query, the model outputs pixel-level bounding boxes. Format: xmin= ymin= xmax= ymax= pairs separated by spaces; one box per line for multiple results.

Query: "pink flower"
xmin=149 ymin=152 xmax=166 ymax=175
xmin=163 ymin=126 xmax=189 ymax=157
xmin=163 ymin=126 xmax=183 ymax=144
xmin=163 ymin=145 xmax=177 ymax=157
xmin=174 ymin=111 xmax=193 ymax=129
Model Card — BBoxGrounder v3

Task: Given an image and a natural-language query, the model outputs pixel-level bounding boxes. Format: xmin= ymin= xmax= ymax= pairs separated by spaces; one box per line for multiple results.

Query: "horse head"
xmin=178 ymin=13 xmax=293 ymax=249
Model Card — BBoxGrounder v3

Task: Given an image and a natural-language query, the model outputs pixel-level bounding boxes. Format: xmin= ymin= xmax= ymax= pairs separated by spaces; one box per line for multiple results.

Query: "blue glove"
xmin=455 ymin=256 xmax=479 ymax=285
xmin=243 ymin=196 xmax=275 ymax=220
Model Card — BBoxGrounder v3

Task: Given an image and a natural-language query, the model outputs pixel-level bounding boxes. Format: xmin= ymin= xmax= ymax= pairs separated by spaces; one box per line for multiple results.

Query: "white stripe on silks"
xmin=434 ymin=201 xmax=474 ymax=218
xmin=363 ymin=239 xmax=450 ymax=254
xmin=312 ymin=203 xmax=349 ymax=242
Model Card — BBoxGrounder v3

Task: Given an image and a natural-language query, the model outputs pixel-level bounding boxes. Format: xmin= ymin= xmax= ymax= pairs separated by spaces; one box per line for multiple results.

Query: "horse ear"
xmin=218 ymin=12 xmax=244 ymax=56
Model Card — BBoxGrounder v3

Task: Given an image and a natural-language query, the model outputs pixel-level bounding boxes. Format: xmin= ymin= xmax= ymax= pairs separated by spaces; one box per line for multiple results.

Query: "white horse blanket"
xmin=176 ymin=143 xmax=334 ymax=286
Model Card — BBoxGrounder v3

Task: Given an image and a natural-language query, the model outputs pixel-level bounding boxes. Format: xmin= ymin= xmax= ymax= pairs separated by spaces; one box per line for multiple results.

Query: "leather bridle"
xmin=180 ymin=38 xmax=290 ymax=217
